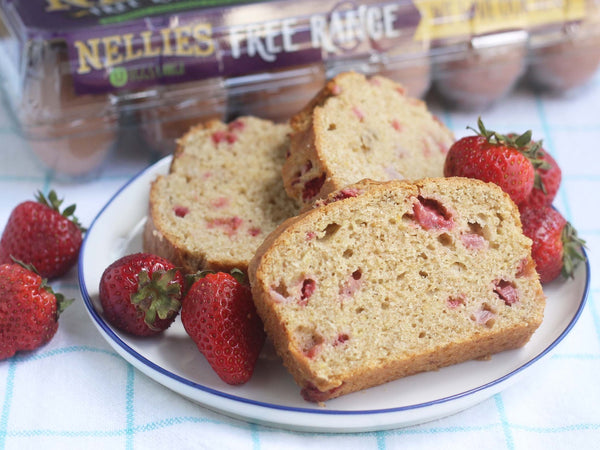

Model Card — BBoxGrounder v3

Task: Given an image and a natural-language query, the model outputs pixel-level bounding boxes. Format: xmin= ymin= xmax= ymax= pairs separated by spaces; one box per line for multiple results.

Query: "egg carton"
xmin=0 ymin=0 xmax=598 ymax=177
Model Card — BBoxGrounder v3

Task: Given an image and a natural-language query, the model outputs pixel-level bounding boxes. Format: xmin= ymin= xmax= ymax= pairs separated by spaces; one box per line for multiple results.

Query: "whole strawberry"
xmin=520 ymin=206 xmax=586 ymax=283
xmin=181 ymin=271 xmax=265 ymax=385
xmin=444 ymin=118 xmax=536 ymax=204
xmin=0 ymin=191 xmax=85 ymax=279
xmin=99 ymin=253 xmax=184 ymax=336
xmin=519 ymin=146 xmax=562 ymax=210
xmin=0 ymin=261 xmax=72 ymax=360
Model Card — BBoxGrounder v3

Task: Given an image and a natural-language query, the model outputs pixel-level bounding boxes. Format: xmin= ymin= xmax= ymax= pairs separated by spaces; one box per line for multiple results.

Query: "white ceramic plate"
xmin=78 ymin=156 xmax=590 ymax=433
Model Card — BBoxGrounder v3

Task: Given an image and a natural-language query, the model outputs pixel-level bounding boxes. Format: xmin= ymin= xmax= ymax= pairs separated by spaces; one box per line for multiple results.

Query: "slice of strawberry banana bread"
xmin=248 ymin=177 xmax=545 ymax=402
xmin=283 ymin=71 xmax=455 ymax=209
xmin=143 ymin=116 xmax=299 ymax=274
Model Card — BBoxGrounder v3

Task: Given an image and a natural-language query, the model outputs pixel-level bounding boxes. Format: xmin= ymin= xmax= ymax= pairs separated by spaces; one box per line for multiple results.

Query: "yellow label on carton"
xmin=414 ymin=0 xmax=589 ymax=41
xmin=564 ymin=0 xmax=586 ymax=21
xmin=414 ymin=0 xmax=473 ymax=40
xmin=525 ymin=0 xmax=564 ymax=27
xmin=472 ymin=0 xmax=527 ymax=34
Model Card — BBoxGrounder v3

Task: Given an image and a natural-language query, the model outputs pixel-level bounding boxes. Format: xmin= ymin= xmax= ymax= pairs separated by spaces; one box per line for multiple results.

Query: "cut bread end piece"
xmin=143 ymin=116 xmax=300 ymax=274
xmin=283 ymin=71 xmax=455 ymax=209
xmin=249 ymin=177 xmax=545 ymax=402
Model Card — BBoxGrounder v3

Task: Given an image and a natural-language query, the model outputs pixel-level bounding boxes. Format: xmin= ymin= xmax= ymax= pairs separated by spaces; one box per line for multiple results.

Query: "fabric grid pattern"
xmin=0 ymin=72 xmax=599 ymax=449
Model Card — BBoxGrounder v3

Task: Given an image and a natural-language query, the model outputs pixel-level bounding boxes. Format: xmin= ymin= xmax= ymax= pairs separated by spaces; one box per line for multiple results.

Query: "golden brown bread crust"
xmin=277 ymin=322 xmax=536 ymax=402
xmin=249 ymin=177 xmax=545 ymax=402
xmin=283 ymin=71 xmax=455 ymax=209
xmin=289 ymin=75 xmax=342 ymax=133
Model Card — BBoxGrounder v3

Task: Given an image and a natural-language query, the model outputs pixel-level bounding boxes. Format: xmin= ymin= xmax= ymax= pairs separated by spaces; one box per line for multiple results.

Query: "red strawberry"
xmin=0 ymin=260 xmax=73 ymax=360
xmin=519 ymin=147 xmax=562 ymax=210
xmin=99 ymin=253 xmax=184 ymax=336
xmin=0 ymin=190 xmax=85 ymax=279
xmin=444 ymin=118 xmax=536 ymax=204
xmin=520 ymin=206 xmax=586 ymax=283
xmin=181 ymin=270 xmax=265 ymax=385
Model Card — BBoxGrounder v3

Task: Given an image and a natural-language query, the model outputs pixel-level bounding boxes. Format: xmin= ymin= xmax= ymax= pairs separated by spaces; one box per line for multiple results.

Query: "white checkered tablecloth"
xmin=0 ymin=73 xmax=599 ymax=449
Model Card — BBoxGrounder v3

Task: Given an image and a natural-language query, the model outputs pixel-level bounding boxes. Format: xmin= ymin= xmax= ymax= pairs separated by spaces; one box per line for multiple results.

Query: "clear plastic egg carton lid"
xmin=0 ymin=0 xmax=598 ymax=177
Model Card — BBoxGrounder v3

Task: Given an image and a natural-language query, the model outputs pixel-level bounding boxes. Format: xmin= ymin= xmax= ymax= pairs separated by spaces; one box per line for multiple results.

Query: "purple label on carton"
xmin=65 ymin=11 xmax=224 ymax=93
xmin=2 ymin=0 xmax=421 ymax=94
xmin=220 ymin=21 xmax=322 ymax=76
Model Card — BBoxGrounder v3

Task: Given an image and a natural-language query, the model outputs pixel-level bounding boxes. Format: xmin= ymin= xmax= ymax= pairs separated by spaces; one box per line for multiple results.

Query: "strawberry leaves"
xmin=444 ymin=119 xmax=536 ymax=204
xmin=99 ymin=253 xmax=184 ymax=336
xmin=35 ymin=190 xmax=86 ymax=232
xmin=131 ymin=268 xmax=183 ymax=331
xmin=561 ymin=222 xmax=587 ymax=279
xmin=468 ymin=117 xmax=533 ymax=149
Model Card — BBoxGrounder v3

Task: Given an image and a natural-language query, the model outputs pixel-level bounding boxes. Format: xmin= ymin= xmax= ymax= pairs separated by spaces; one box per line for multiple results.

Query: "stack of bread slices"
xmin=143 ymin=71 xmax=546 ymax=402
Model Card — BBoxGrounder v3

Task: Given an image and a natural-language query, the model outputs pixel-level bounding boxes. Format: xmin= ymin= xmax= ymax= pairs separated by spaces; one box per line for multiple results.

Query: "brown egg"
xmin=377 ymin=56 xmax=431 ymax=99
xmin=433 ymin=34 xmax=527 ymax=111
xmin=228 ymin=65 xmax=326 ymax=122
xmin=325 ymin=42 xmax=430 ymax=99
xmin=528 ymin=25 xmax=600 ymax=92
xmin=26 ymin=118 xmax=116 ymax=178
xmin=368 ymin=4 xmax=431 ymax=99
xmin=138 ymin=78 xmax=228 ymax=154
xmin=20 ymin=44 xmax=118 ymax=177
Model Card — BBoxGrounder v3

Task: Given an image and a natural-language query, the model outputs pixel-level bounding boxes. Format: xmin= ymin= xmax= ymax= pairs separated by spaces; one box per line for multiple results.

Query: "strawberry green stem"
xmin=561 ymin=222 xmax=587 ymax=279
xmin=35 ymin=190 xmax=86 ymax=232
xmin=131 ymin=268 xmax=182 ymax=330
